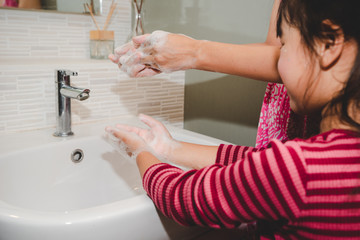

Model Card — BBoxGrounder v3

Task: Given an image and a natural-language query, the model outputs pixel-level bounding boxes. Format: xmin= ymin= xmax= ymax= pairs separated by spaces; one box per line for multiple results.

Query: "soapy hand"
xmin=105 ymin=114 xmax=180 ymax=161
xmin=108 ymin=36 xmax=161 ymax=78
xmin=109 ymin=31 xmax=198 ymax=78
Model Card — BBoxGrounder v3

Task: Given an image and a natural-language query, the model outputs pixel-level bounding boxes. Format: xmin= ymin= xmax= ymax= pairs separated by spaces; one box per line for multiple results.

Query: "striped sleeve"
xmin=143 ymin=139 xmax=307 ymax=228
xmin=216 ymin=144 xmax=262 ymax=165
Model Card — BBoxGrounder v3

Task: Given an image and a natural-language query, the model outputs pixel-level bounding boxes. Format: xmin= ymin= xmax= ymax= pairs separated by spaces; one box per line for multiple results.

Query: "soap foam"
xmin=103 ymin=131 xmax=137 ymax=163
xmin=119 ymin=31 xmax=170 ymax=77
xmin=114 ymin=30 xmax=198 ymax=77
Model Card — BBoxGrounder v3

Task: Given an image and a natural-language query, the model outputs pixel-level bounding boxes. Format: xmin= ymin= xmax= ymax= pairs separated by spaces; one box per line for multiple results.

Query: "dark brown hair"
xmin=276 ymin=0 xmax=360 ymax=131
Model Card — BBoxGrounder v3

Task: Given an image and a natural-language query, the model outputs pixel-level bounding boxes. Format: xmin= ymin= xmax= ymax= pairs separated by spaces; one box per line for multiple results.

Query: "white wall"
xmin=144 ymin=0 xmax=274 ymax=146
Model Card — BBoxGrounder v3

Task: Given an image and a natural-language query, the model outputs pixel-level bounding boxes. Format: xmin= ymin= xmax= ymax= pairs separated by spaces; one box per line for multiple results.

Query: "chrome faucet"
xmin=54 ymin=69 xmax=90 ymax=137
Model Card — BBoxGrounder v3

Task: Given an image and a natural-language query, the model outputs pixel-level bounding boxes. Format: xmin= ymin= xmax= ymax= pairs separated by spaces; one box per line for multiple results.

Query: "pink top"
xmin=143 ymin=129 xmax=360 ymax=239
xmin=256 ymin=83 xmax=322 ymax=149
xmin=3 ymin=0 xmax=18 ymax=7
xmin=256 ymin=83 xmax=291 ymax=148
xmin=256 ymin=83 xmax=321 ymax=148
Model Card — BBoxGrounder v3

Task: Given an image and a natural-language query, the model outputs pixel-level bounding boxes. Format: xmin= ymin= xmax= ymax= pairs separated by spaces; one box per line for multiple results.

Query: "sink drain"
xmin=71 ymin=149 xmax=84 ymax=163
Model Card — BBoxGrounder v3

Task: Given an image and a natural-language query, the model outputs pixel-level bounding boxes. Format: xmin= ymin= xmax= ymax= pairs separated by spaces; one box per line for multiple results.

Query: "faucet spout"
xmin=54 ymin=69 xmax=91 ymax=137
xmin=60 ymin=85 xmax=90 ymax=101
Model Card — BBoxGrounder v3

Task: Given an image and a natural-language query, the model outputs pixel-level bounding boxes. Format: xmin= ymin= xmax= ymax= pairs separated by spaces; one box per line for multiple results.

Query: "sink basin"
xmin=0 ymin=117 xmax=227 ymax=240
xmin=0 ymin=136 xmax=144 ymax=212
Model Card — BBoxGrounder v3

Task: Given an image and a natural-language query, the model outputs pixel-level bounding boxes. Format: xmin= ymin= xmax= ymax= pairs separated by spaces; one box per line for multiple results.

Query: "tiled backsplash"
xmin=0 ymin=0 xmax=185 ymax=134
xmin=0 ymin=0 xmax=129 ymax=58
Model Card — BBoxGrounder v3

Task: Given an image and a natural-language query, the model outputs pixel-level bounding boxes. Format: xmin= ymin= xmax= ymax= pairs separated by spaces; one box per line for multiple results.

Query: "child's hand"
xmin=105 ymin=125 xmax=148 ymax=159
xmin=105 ymin=114 xmax=180 ymax=161
xmin=136 ymin=114 xmax=180 ymax=161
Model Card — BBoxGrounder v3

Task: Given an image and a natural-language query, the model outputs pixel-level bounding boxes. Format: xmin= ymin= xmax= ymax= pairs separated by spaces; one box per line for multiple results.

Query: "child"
xmin=106 ymin=0 xmax=360 ymax=238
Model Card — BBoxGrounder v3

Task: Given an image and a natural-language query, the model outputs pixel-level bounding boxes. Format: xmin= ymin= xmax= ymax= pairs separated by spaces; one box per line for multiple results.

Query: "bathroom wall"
xmin=144 ymin=0 xmax=274 ymax=146
xmin=0 ymin=0 xmax=185 ymax=134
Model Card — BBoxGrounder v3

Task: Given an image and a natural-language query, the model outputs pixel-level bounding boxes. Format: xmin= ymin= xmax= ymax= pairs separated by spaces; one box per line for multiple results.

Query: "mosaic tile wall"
xmin=0 ymin=0 xmax=185 ymax=134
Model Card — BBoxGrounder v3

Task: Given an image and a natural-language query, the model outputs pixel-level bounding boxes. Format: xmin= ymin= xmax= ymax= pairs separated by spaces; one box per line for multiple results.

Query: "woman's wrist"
xmin=192 ymin=39 xmax=207 ymax=70
xmin=173 ymin=35 xmax=203 ymax=71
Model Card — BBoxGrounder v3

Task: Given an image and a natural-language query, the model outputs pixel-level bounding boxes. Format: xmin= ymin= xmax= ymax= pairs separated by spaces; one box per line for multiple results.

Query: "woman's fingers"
xmin=108 ymin=53 xmax=118 ymax=63
xmin=111 ymin=32 xmax=165 ymax=77
xmin=128 ymin=64 xmax=147 ymax=77
xmin=111 ymin=31 xmax=176 ymax=77
xmin=136 ymin=68 xmax=160 ymax=78
xmin=133 ymin=34 xmax=151 ymax=48
xmin=139 ymin=55 xmax=154 ymax=65
xmin=114 ymin=42 xmax=134 ymax=56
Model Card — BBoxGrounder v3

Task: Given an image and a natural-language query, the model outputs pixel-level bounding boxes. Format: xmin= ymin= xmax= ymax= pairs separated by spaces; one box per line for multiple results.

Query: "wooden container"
xmin=90 ymin=30 xmax=114 ymax=41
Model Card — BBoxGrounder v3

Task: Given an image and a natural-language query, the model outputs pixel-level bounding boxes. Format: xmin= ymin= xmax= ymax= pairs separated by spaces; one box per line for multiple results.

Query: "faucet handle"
xmin=56 ymin=69 xmax=78 ymax=84
xmin=61 ymin=70 xmax=78 ymax=77
xmin=68 ymin=70 xmax=78 ymax=76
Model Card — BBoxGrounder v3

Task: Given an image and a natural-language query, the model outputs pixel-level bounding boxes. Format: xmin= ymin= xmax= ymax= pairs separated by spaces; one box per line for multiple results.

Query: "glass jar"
xmin=90 ymin=30 xmax=114 ymax=59
xmin=127 ymin=0 xmax=145 ymax=42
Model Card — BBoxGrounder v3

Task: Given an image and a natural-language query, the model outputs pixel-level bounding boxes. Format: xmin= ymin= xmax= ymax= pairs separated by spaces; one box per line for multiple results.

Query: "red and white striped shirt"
xmin=143 ymin=129 xmax=360 ymax=239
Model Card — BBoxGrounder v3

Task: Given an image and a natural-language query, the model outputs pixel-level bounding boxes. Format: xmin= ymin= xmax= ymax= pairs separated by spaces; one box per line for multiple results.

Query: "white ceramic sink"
xmin=0 ymin=117 xmax=227 ymax=240
xmin=0 ymin=136 xmax=144 ymax=213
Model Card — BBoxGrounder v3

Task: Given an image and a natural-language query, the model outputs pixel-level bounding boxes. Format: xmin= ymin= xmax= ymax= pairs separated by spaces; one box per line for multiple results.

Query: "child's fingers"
xmin=139 ymin=114 xmax=160 ymax=128
xmin=115 ymin=124 xmax=142 ymax=135
xmin=115 ymin=124 xmax=153 ymax=143
xmin=107 ymin=127 xmax=140 ymax=148
xmin=105 ymin=126 xmax=127 ymax=143
xmin=111 ymin=129 xmax=127 ymax=140
xmin=139 ymin=114 xmax=169 ymax=134
xmin=105 ymin=126 xmax=116 ymax=134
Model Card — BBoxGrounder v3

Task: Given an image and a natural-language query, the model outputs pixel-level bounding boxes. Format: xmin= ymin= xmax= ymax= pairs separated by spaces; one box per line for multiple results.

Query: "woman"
xmin=109 ymin=0 xmax=320 ymax=148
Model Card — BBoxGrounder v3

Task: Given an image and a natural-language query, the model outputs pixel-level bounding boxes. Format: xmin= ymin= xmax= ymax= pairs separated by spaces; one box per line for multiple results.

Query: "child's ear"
xmin=318 ymin=20 xmax=345 ymax=70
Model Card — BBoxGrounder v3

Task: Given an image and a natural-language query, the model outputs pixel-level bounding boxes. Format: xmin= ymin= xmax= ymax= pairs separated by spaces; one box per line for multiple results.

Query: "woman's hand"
xmin=109 ymin=35 xmax=161 ymax=77
xmin=109 ymin=31 xmax=199 ymax=78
